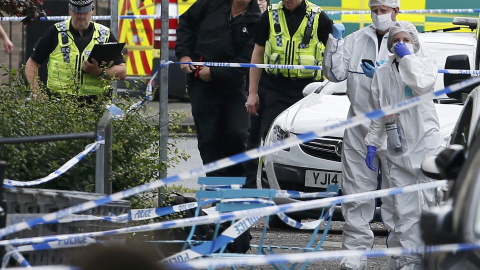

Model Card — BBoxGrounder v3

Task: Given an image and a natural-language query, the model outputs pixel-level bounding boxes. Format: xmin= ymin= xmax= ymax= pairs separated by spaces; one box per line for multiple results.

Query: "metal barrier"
xmin=0 ymin=115 xmax=130 ymax=266
xmin=0 ymin=111 xmax=113 ymax=194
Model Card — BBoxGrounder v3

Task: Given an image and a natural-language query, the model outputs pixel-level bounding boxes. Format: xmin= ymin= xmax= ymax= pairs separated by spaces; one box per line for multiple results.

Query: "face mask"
xmin=391 ymin=42 xmax=414 ymax=54
xmin=391 ymin=42 xmax=415 ymax=61
xmin=371 ymin=12 xmax=393 ymax=31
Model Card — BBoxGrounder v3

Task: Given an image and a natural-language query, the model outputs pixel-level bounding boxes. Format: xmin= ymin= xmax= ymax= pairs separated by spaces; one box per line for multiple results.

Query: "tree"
xmin=0 ymin=0 xmax=46 ymax=24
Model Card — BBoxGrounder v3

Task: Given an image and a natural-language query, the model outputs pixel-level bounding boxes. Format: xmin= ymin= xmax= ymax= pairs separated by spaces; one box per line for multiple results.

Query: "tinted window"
xmin=450 ymin=97 xmax=473 ymax=148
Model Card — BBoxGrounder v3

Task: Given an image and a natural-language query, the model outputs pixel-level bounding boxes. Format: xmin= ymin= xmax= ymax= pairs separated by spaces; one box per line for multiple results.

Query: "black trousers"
xmin=189 ymin=78 xmax=250 ymax=177
xmin=243 ymin=86 xmax=265 ymax=188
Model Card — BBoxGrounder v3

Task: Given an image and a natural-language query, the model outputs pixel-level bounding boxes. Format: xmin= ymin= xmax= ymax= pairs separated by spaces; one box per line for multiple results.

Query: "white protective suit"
xmin=365 ymin=42 xmax=441 ymax=269
xmin=323 ymin=25 xmax=393 ymax=270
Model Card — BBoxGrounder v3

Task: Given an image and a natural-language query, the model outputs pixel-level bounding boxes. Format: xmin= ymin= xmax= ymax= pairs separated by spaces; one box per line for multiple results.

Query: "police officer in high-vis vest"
xmin=246 ymin=0 xmax=333 ymax=141
xmin=245 ymin=0 xmax=332 ymax=188
xmin=25 ymin=0 xmax=126 ymax=102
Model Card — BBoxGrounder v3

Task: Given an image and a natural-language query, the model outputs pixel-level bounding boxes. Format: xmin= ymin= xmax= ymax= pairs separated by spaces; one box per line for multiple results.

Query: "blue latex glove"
xmin=360 ymin=62 xmax=377 ymax=79
xmin=332 ymin=23 xmax=345 ymax=40
xmin=366 ymin=145 xmax=377 ymax=171
xmin=394 ymin=42 xmax=412 ymax=58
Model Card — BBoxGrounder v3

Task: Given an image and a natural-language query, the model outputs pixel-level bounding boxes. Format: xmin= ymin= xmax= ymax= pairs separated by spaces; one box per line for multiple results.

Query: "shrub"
xmin=0 ymin=66 xmax=190 ymax=207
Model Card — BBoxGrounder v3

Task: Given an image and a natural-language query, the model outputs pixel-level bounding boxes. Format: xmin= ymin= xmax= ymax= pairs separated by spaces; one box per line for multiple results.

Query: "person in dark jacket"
xmin=176 ymin=0 xmax=261 ymax=177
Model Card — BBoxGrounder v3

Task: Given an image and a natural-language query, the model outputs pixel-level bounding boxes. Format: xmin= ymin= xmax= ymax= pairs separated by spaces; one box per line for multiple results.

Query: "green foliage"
xmin=0 ymin=0 xmax=47 ymax=25
xmin=0 ymin=67 xmax=191 ymax=208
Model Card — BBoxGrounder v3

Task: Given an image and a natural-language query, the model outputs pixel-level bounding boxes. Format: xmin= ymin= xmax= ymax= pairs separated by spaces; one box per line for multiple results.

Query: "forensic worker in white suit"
xmin=322 ymin=0 xmax=402 ymax=269
xmin=365 ymin=20 xmax=441 ymax=270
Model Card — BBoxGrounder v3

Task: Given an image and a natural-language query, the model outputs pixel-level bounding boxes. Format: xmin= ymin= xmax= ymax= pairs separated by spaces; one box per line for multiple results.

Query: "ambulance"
xmin=117 ymin=0 xmax=195 ymax=100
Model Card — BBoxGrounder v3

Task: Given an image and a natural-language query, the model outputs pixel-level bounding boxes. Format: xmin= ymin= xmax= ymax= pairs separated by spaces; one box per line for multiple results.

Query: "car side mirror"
xmin=435 ymin=144 xmax=466 ymax=180
xmin=421 ymin=156 xmax=443 ymax=180
xmin=421 ymin=145 xmax=465 ymax=180
xmin=302 ymin=82 xmax=326 ymax=96
xmin=444 ymin=55 xmax=480 ymax=99
xmin=421 ymin=205 xmax=457 ymax=245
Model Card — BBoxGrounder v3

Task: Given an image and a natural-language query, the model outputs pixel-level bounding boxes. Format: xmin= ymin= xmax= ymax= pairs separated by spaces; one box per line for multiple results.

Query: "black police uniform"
xmin=175 ymin=0 xmax=261 ymax=177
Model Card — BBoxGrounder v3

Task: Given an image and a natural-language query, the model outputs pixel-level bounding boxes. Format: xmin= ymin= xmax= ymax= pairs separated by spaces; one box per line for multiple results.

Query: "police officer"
xmin=25 ymin=0 xmax=126 ymax=101
xmin=176 ymin=0 xmax=261 ymax=177
xmin=245 ymin=0 xmax=333 ymax=187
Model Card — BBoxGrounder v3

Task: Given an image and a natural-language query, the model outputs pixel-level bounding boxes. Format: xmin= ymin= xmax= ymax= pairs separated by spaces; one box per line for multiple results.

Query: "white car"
xmin=259 ymin=22 xmax=479 ymax=222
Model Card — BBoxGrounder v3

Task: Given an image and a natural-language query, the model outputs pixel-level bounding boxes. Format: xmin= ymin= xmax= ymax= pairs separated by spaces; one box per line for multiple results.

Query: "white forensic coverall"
xmin=365 ymin=53 xmax=441 ymax=269
xmin=322 ymin=25 xmax=393 ymax=270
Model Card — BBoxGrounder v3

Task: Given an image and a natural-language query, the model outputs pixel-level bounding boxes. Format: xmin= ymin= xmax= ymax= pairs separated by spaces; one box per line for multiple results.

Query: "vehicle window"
xmin=450 ymin=97 xmax=473 ymax=148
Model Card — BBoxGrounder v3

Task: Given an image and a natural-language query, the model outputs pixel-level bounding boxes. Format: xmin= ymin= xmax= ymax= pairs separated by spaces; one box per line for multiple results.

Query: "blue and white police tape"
xmin=200 ymin=184 xmax=242 ymax=190
xmin=0 ymin=74 xmax=477 ymax=240
xmin=275 ymin=204 xmax=335 ymax=230
xmin=173 ymin=60 xmax=480 ymax=75
xmin=0 ymin=180 xmax=447 ymax=247
xmin=53 ymin=213 xmax=128 ymax=223
xmin=1 ymin=9 xmax=479 ymax=22
xmin=1 ymin=245 xmax=30 ymax=269
xmin=128 ymin=199 xmax=217 ymax=221
xmin=324 ymin=8 xmax=480 ymax=15
xmin=3 ymin=141 xmax=103 ymax=187
xmin=171 ymin=242 xmax=480 ymax=269
xmin=275 ymin=189 xmax=338 ymax=199
xmin=7 ymin=213 xmax=128 ymax=225
xmin=17 ymin=236 xmax=96 ymax=252
xmin=2 ymin=238 xmax=96 ymax=269
xmin=6 ymin=198 xmax=216 ymax=225
xmin=127 ymin=69 xmax=158 ymax=113
xmin=162 ymin=215 xmax=263 ymax=264
xmin=3 ymin=267 xmax=75 ymax=270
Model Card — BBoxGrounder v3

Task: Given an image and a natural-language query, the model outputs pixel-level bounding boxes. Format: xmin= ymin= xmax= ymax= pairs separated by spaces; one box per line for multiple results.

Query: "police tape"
xmin=275 ymin=190 xmax=338 ymax=199
xmin=6 ymin=198 xmax=217 ymax=225
xmin=65 ymin=189 xmax=333 ymax=223
xmin=5 ymin=189 xmax=332 ymax=227
xmin=128 ymin=199 xmax=216 ymax=221
xmin=1 ymin=238 xmax=96 ymax=269
xmin=162 ymin=215 xmax=263 ymax=264
xmin=3 ymin=266 xmax=73 ymax=270
xmin=172 ymin=60 xmax=480 ymax=75
xmin=64 ymin=189 xmax=335 ymax=225
xmin=1 ymin=245 xmax=30 ymax=269
xmin=270 ymin=192 xmax=337 ymax=230
xmin=1 ymin=8 xmax=479 ymax=22
xmin=275 ymin=204 xmax=334 ymax=230
xmin=0 ymin=74 xmax=478 ymax=240
xmin=171 ymin=242 xmax=480 ymax=269
xmin=127 ymin=69 xmax=157 ymax=113
xmin=326 ymin=8 xmax=480 ymax=15
xmin=0 ymin=180 xmax=447 ymax=247
xmin=3 ymin=141 xmax=103 ymax=188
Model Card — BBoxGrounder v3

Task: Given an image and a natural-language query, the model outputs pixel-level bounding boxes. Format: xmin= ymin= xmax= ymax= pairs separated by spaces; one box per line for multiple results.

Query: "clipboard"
xmin=87 ymin=42 xmax=125 ymax=66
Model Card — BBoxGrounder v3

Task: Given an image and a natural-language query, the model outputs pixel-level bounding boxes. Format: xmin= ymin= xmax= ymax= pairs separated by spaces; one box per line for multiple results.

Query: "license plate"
xmin=305 ymin=170 xmax=341 ymax=188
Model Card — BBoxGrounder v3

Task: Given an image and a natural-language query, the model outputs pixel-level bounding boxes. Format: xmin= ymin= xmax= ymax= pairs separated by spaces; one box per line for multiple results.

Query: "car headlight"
xmin=272 ymin=124 xmax=290 ymax=141
xmin=265 ymin=124 xmax=291 ymax=152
